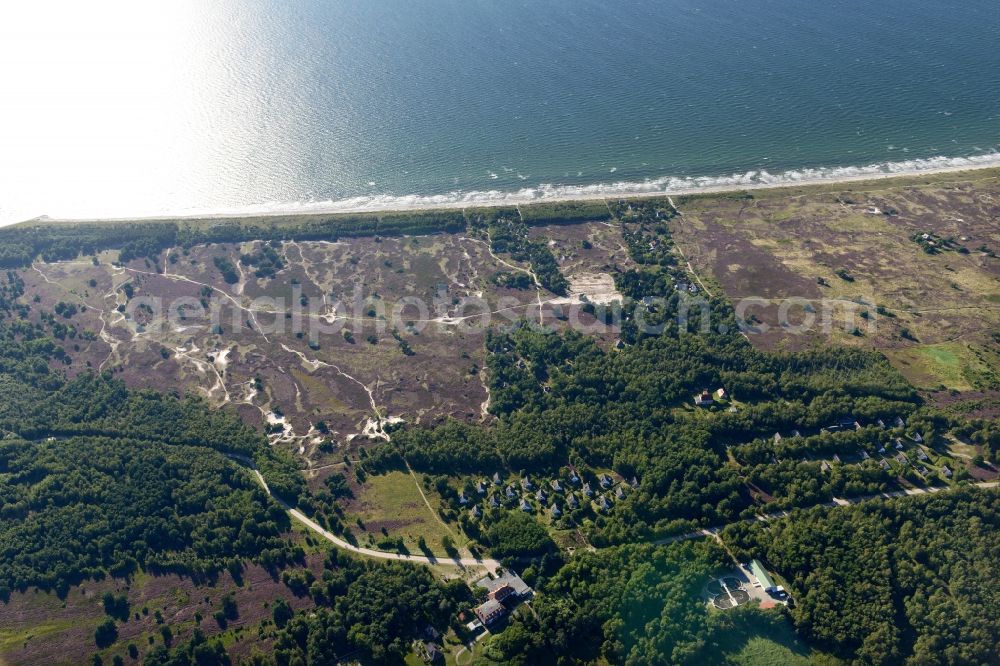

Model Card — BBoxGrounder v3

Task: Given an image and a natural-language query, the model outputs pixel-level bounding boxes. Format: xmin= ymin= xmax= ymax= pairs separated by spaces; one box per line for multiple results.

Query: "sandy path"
xmin=124 ymin=266 xmax=271 ymax=343
xmin=463 ymin=233 xmax=546 ymax=325
xmin=32 ymin=262 xmax=128 ymax=371
xmin=666 ymin=196 xmax=714 ymax=299
xmin=130 ymin=256 xmax=587 ymax=327
xmin=240 ymin=449 xmax=996 ymax=577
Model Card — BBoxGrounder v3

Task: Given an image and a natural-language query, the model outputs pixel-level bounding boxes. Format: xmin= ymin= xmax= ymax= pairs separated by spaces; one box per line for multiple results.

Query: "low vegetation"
xmin=1 ymin=178 xmax=998 ymax=663
xmin=240 ymin=240 xmax=286 ymax=278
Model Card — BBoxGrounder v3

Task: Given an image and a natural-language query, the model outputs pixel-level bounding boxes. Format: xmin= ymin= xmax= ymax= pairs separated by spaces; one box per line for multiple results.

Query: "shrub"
xmin=95 ymin=618 xmax=118 ymax=648
xmin=272 ymin=598 xmax=294 ymax=629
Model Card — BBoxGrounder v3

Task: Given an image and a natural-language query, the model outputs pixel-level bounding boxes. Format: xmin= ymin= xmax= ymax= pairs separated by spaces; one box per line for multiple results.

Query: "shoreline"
xmin=16 ymin=156 xmax=1000 ymax=227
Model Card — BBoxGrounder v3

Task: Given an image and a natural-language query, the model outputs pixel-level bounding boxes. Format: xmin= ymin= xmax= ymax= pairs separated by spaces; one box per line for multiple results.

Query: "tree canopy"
xmin=723 ymin=488 xmax=1000 ymax=665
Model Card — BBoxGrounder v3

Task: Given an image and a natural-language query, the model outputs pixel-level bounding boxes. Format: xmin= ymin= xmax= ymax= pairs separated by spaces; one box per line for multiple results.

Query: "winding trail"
xmin=126 ymin=259 xmax=572 ymax=327
xmin=32 ymin=262 xmax=130 ymax=371
xmin=34 ymin=261 xmax=236 ymax=402
xmin=478 ymin=368 xmax=492 ymax=421
xmin=463 ymin=233 xmax=546 ymax=325
xmin=173 ymin=343 xmax=232 ymax=404
xmin=405 ymin=459 xmax=460 ymax=540
xmin=666 ymin=196 xmax=714 ymax=299
xmin=278 ymin=343 xmax=398 ymax=441
xmin=280 ymin=343 xmax=377 ymax=413
xmin=124 ymin=265 xmax=271 ymax=343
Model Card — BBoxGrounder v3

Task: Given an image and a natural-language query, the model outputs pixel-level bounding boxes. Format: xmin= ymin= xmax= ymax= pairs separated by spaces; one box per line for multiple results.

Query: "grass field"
xmin=726 ymin=635 xmax=814 ymax=666
xmin=886 ymin=342 xmax=1000 ymax=391
xmin=348 ymin=471 xmax=467 ymax=555
xmin=0 ymin=620 xmax=82 ymax=655
xmin=945 ymin=435 xmax=981 ymax=460
xmin=710 ymin=610 xmax=843 ymax=666
xmin=887 ymin=343 xmax=970 ymax=390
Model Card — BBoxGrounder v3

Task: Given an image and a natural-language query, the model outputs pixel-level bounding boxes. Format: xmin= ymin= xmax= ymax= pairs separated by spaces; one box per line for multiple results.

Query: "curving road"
xmin=248 ymin=467 xmax=501 ymax=574
xmin=239 ymin=454 xmax=996 ymax=573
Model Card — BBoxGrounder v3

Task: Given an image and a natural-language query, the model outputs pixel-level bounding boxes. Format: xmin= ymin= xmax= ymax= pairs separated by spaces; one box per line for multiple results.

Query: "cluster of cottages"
xmin=878 ymin=437 xmax=952 ymax=480
xmin=457 ymin=468 xmax=636 ymax=520
xmin=770 ymin=415 xmax=955 ymax=482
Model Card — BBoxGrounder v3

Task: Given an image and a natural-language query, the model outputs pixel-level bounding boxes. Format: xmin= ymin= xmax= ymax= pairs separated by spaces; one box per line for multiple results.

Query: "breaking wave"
xmin=11 ymin=151 xmax=1000 ymax=224
xmin=311 ymin=152 xmax=1000 ymax=215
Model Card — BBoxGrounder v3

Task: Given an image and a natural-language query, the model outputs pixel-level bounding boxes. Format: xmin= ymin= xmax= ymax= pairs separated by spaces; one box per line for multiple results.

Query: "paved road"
xmin=651 ymin=480 xmax=1000 ymax=547
xmin=247 ymin=467 xmax=501 ymax=574
xmin=238 ymin=454 xmax=996 ymax=571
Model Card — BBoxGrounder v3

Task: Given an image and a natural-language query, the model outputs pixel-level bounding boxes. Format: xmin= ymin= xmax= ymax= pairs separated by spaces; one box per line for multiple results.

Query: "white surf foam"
xmin=9 ymin=151 xmax=1000 ymax=225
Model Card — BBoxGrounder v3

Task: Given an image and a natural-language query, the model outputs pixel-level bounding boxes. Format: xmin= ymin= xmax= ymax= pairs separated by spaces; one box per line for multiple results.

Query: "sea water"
xmin=0 ymin=0 xmax=998 ymax=224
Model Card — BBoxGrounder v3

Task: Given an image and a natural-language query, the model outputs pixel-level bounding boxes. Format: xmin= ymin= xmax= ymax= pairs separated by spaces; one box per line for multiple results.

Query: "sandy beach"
xmin=19 ymin=155 xmax=1000 ymax=227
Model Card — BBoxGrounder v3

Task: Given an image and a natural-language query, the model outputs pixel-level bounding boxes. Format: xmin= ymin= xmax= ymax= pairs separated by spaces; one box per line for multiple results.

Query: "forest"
xmin=368 ymin=316 xmax=924 ymax=544
xmin=268 ymin=552 xmax=470 ymax=664
xmin=517 ymin=200 xmax=612 ymax=226
xmin=360 ymin=198 xmax=976 ymax=551
xmin=0 ymin=249 xmax=474 ymax=664
xmin=477 ymin=491 xmax=1000 ymax=666
xmin=482 ymin=539 xmax=752 ymax=665
xmin=0 ymin=436 xmax=299 ymax=597
xmin=0 ymin=266 xmax=306 ymax=602
xmin=3 ymin=200 xmax=999 ymax=664
xmin=240 ymin=241 xmax=286 ymax=278
xmin=133 ymin=549 xmax=471 ymax=665
xmin=477 ymin=213 xmax=569 ymax=295
xmin=722 ymin=488 xmax=1000 ymax=665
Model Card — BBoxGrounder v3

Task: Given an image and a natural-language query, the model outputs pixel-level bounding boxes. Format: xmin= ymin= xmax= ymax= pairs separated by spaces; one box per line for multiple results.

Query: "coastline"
xmin=15 ymin=154 xmax=1000 ymax=227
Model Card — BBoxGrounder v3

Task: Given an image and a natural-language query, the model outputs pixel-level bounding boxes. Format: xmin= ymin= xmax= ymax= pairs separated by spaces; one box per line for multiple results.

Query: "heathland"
xmin=0 ymin=169 xmax=997 ymax=664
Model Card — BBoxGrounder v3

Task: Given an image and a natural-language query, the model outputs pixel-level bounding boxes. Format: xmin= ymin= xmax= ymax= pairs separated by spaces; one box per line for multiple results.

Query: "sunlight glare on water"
xmin=0 ymin=1 xmax=315 ymax=222
xmin=0 ymin=0 xmax=997 ymax=224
